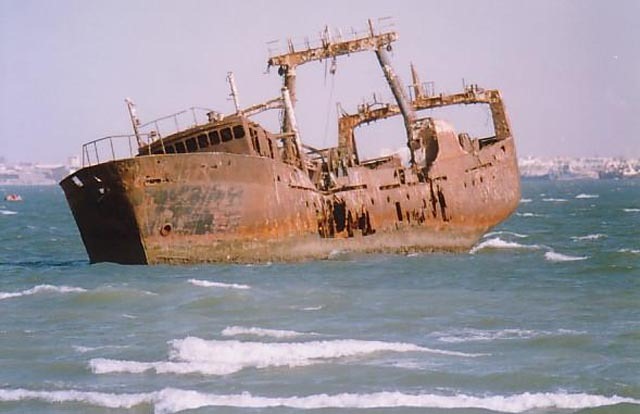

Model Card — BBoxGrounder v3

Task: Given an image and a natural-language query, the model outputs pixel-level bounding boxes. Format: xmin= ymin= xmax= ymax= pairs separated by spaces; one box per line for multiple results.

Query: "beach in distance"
xmin=0 ymin=179 xmax=639 ymax=413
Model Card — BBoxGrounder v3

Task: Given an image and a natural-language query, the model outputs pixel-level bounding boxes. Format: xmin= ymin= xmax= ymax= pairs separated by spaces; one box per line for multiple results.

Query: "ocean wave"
xmin=188 ymin=279 xmax=250 ymax=290
xmin=571 ymin=234 xmax=606 ymax=241
xmin=515 ymin=212 xmax=545 ymax=217
xmin=0 ymin=284 xmax=86 ymax=301
xmin=435 ymin=328 xmax=584 ymax=344
xmin=484 ymin=231 xmax=529 ymax=239
xmin=1 ymin=388 xmax=637 ymax=414
xmin=618 ymin=248 xmax=640 ymax=254
xmin=470 ymin=237 xmax=542 ymax=254
xmin=544 ymin=251 xmax=588 ymax=262
xmin=221 ymin=326 xmax=314 ymax=338
xmin=623 ymin=208 xmax=640 ymax=212
xmin=519 ymin=198 xmax=532 ymax=203
xmin=73 ymin=344 xmax=130 ymax=354
xmin=0 ymin=209 xmax=17 ymax=215
xmin=90 ymin=337 xmax=480 ymax=376
xmin=575 ymin=193 xmax=599 ymax=199
xmin=542 ymin=198 xmax=568 ymax=202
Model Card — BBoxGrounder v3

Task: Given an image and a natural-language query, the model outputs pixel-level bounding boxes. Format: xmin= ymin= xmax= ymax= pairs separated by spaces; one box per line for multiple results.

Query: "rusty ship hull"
xmin=61 ymin=134 xmax=519 ymax=264
xmin=60 ymin=21 xmax=520 ymax=264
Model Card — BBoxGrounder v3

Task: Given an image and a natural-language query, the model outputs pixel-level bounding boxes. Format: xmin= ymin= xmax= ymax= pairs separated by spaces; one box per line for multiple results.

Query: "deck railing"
xmin=138 ymin=107 xmax=217 ymax=139
xmin=80 ymin=107 xmax=219 ymax=167
xmin=81 ymin=134 xmax=148 ymax=167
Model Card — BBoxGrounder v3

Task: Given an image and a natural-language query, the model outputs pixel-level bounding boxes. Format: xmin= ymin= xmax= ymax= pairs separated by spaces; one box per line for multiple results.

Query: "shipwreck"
xmin=60 ymin=21 xmax=521 ymax=264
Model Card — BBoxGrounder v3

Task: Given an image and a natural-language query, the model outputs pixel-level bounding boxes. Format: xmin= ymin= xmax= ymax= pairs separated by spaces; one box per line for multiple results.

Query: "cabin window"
xmin=221 ymin=127 xmax=233 ymax=142
xmin=197 ymin=134 xmax=209 ymax=148
xmin=186 ymin=137 xmax=198 ymax=152
xmin=209 ymin=130 xmax=220 ymax=145
xmin=165 ymin=145 xmax=176 ymax=154
xmin=175 ymin=141 xmax=186 ymax=153
xmin=233 ymin=125 xmax=246 ymax=139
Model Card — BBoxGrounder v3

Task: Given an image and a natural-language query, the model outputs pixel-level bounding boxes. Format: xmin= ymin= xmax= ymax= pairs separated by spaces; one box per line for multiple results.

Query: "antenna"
xmin=125 ymin=98 xmax=142 ymax=147
xmin=227 ymin=72 xmax=241 ymax=113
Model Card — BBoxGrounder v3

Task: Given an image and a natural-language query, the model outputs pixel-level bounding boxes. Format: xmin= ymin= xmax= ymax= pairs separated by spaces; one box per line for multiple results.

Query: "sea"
xmin=0 ymin=179 xmax=638 ymax=414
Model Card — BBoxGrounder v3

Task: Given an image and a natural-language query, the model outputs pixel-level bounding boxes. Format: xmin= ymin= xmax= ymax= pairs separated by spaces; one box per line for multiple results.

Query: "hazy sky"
xmin=1 ymin=0 xmax=638 ymax=164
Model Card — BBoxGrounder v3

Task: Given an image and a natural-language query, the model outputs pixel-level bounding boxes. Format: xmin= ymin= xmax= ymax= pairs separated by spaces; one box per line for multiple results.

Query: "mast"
xmin=268 ymin=21 xmax=397 ymax=133
xmin=369 ymin=20 xmax=418 ymax=166
xmin=125 ymin=98 xmax=142 ymax=147
xmin=226 ymin=72 xmax=241 ymax=113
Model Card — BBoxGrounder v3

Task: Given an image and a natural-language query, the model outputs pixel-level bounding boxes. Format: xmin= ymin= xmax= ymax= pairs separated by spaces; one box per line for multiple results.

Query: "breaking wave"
xmin=188 ymin=279 xmax=250 ymax=290
xmin=571 ymin=234 xmax=606 ymax=241
xmin=484 ymin=231 xmax=528 ymax=239
xmin=575 ymin=193 xmax=599 ymax=199
xmin=542 ymin=198 xmax=568 ymax=202
xmin=0 ymin=284 xmax=86 ymax=301
xmin=221 ymin=326 xmax=314 ymax=338
xmin=90 ymin=337 xmax=481 ymax=376
xmin=435 ymin=328 xmax=584 ymax=344
xmin=470 ymin=237 xmax=542 ymax=254
xmin=544 ymin=251 xmax=588 ymax=262
xmin=0 ymin=388 xmax=637 ymax=414
xmin=623 ymin=208 xmax=640 ymax=212
xmin=618 ymin=248 xmax=640 ymax=254
xmin=0 ymin=209 xmax=17 ymax=215
xmin=516 ymin=212 xmax=545 ymax=217
xmin=519 ymin=198 xmax=532 ymax=203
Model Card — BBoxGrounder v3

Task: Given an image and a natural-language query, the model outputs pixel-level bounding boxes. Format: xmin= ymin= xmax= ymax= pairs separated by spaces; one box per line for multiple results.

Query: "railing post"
xmin=110 ymin=137 xmax=116 ymax=161
xmin=191 ymin=107 xmax=198 ymax=126
xmin=128 ymin=135 xmax=133 ymax=157
xmin=94 ymin=143 xmax=100 ymax=165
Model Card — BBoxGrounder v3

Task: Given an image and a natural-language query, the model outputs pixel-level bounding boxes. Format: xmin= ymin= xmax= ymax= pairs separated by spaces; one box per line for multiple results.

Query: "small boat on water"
xmin=60 ymin=20 xmax=520 ymax=264
xmin=4 ymin=194 xmax=22 ymax=202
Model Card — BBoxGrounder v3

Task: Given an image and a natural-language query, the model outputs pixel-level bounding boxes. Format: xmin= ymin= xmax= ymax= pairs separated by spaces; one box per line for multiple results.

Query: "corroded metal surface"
xmin=60 ymin=21 xmax=520 ymax=265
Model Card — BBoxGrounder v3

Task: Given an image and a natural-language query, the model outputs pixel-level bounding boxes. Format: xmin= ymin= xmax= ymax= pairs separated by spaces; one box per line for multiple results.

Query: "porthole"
xmin=160 ymin=223 xmax=172 ymax=236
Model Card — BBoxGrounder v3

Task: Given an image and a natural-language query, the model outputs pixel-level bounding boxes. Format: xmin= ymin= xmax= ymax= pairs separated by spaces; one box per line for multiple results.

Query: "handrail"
xmin=81 ymin=134 xmax=152 ymax=167
xmin=137 ymin=106 xmax=217 ymax=141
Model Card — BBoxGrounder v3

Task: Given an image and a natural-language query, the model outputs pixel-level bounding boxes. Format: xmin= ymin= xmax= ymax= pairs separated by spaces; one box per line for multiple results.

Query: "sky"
xmin=1 ymin=0 xmax=639 ymax=164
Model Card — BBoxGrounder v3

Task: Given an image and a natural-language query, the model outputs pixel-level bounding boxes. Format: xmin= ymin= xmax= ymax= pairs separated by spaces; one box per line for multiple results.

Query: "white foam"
xmin=0 ymin=209 xmax=17 ymax=215
xmin=544 ymin=251 xmax=588 ymax=262
xmin=0 ymin=388 xmax=151 ymax=409
xmin=435 ymin=328 xmax=584 ymax=344
xmin=516 ymin=212 xmax=544 ymax=217
xmin=519 ymin=198 xmax=532 ymax=203
xmin=575 ymin=193 xmax=599 ymax=199
xmin=623 ymin=208 xmax=640 ymax=212
xmin=73 ymin=344 xmax=130 ymax=354
xmin=90 ymin=337 xmax=480 ymax=376
xmin=221 ymin=326 xmax=313 ymax=338
xmin=618 ymin=248 xmax=640 ymax=254
xmin=1 ymin=388 xmax=636 ymax=414
xmin=571 ymin=234 xmax=606 ymax=241
xmin=0 ymin=284 xmax=87 ymax=300
xmin=485 ymin=231 xmax=528 ymax=238
xmin=542 ymin=198 xmax=568 ymax=202
xmin=470 ymin=237 xmax=541 ymax=254
xmin=299 ymin=305 xmax=324 ymax=311
xmin=188 ymin=279 xmax=250 ymax=290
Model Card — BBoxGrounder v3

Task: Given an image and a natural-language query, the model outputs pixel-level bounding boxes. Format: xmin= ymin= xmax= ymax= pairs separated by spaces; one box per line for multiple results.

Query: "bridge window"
xmin=165 ymin=145 xmax=176 ymax=154
xmin=221 ymin=127 xmax=233 ymax=142
xmin=186 ymin=137 xmax=198 ymax=152
xmin=175 ymin=141 xmax=186 ymax=153
xmin=197 ymin=133 xmax=209 ymax=148
xmin=233 ymin=125 xmax=246 ymax=139
xmin=209 ymin=130 xmax=220 ymax=145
